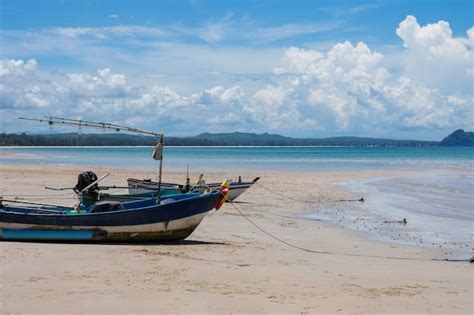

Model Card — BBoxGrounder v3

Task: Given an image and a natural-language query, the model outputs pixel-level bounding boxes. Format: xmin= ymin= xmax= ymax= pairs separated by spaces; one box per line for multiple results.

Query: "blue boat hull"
xmin=0 ymin=192 xmax=221 ymax=242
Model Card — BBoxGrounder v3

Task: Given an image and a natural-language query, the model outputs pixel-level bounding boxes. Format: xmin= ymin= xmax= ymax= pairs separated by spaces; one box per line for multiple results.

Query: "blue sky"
xmin=0 ymin=0 xmax=473 ymax=139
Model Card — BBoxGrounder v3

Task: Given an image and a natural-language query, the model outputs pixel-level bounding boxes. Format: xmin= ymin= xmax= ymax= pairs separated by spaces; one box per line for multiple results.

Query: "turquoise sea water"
xmin=0 ymin=146 xmax=472 ymax=172
xmin=1 ymin=146 xmax=473 ymax=258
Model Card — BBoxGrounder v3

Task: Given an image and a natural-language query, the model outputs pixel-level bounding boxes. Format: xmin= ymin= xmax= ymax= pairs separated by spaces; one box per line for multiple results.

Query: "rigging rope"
xmin=226 ymin=200 xmax=473 ymax=263
xmin=254 ymin=182 xmax=364 ymax=204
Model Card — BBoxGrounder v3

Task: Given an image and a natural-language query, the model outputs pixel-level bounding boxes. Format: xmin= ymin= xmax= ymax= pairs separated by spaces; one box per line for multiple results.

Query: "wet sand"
xmin=0 ymin=164 xmax=472 ymax=314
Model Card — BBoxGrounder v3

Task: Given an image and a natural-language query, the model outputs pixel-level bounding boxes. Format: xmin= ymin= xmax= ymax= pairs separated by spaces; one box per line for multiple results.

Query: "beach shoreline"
xmin=0 ymin=163 xmax=472 ymax=313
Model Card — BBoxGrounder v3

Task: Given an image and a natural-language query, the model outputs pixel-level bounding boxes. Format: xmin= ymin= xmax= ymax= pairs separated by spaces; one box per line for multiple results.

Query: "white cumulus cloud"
xmin=67 ymin=68 xmax=133 ymax=98
xmin=395 ymin=15 xmax=473 ymax=93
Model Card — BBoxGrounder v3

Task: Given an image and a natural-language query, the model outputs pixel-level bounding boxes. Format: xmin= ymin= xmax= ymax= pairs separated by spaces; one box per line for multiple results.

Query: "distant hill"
xmin=439 ymin=129 xmax=474 ymax=146
xmin=192 ymin=132 xmax=438 ymax=147
xmin=0 ymin=131 xmax=445 ymax=147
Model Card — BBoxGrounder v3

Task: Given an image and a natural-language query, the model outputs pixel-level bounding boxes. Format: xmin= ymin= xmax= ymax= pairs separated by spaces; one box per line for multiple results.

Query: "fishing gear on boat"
xmin=18 ymin=116 xmax=162 ymax=137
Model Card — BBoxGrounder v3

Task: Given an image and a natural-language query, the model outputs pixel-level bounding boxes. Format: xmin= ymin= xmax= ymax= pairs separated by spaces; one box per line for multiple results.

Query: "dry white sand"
xmin=0 ymin=164 xmax=472 ymax=314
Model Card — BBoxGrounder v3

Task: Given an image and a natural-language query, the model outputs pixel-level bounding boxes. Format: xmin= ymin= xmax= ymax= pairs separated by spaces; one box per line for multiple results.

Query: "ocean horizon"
xmin=0 ymin=146 xmax=472 ymax=173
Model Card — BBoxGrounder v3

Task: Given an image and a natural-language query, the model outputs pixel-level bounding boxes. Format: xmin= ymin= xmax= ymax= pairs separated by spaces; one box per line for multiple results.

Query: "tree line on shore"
xmin=1 ymin=131 xmax=457 ymax=147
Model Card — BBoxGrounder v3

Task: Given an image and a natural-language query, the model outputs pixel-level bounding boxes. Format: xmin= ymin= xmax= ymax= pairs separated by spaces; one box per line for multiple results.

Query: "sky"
xmin=0 ymin=0 xmax=473 ymax=140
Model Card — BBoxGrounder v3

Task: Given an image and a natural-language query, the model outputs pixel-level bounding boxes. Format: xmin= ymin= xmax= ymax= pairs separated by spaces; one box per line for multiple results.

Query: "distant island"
xmin=0 ymin=129 xmax=472 ymax=147
xmin=439 ymin=129 xmax=474 ymax=146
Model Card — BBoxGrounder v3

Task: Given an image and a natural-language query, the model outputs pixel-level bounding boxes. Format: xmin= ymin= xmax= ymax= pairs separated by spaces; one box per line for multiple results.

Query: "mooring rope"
xmin=226 ymin=200 xmax=473 ymax=263
xmin=254 ymin=182 xmax=364 ymax=204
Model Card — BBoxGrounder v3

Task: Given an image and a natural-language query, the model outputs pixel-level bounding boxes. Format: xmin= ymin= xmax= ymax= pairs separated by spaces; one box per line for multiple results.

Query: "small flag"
xmin=152 ymin=143 xmax=163 ymax=160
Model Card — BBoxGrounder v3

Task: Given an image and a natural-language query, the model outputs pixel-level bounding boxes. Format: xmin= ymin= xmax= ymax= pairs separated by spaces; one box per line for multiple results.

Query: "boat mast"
xmin=157 ymin=134 xmax=164 ymax=204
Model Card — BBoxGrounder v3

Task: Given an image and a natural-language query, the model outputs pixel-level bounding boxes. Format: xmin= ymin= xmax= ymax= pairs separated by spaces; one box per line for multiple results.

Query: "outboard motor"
xmin=74 ymin=171 xmax=99 ymax=194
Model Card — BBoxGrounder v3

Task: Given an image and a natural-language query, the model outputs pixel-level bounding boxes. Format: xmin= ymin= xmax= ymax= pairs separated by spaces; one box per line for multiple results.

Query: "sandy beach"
xmin=0 ymin=164 xmax=472 ymax=314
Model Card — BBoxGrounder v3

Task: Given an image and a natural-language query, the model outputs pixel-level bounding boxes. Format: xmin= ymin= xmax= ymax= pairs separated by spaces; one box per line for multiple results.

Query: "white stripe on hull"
xmin=227 ymin=187 xmax=249 ymax=201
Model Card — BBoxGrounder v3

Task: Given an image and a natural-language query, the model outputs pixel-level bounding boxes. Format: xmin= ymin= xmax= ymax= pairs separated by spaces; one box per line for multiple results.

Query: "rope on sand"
xmin=254 ymin=182 xmax=364 ymax=204
xmin=227 ymin=201 xmax=473 ymax=263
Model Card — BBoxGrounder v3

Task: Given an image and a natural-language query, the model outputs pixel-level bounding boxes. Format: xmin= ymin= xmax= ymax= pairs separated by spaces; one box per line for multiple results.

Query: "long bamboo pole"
xmin=18 ymin=116 xmax=162 ymax=137
xmin=0 ymin=197 xmax=71 ymax=209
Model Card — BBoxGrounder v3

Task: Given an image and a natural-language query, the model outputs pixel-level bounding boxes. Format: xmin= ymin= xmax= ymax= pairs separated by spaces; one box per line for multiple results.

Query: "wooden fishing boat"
xmin=128 ymin=176 xmax=260 ymax=201
xmin=8 ymin=117 xmax=231 ymax=242
xmin=0 ymin=191 xmax=224 ymax=242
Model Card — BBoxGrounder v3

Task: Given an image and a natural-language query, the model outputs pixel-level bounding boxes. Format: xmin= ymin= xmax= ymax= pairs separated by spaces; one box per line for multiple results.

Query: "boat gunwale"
xmin=1 ymin=192 xmax=219 ymax=218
